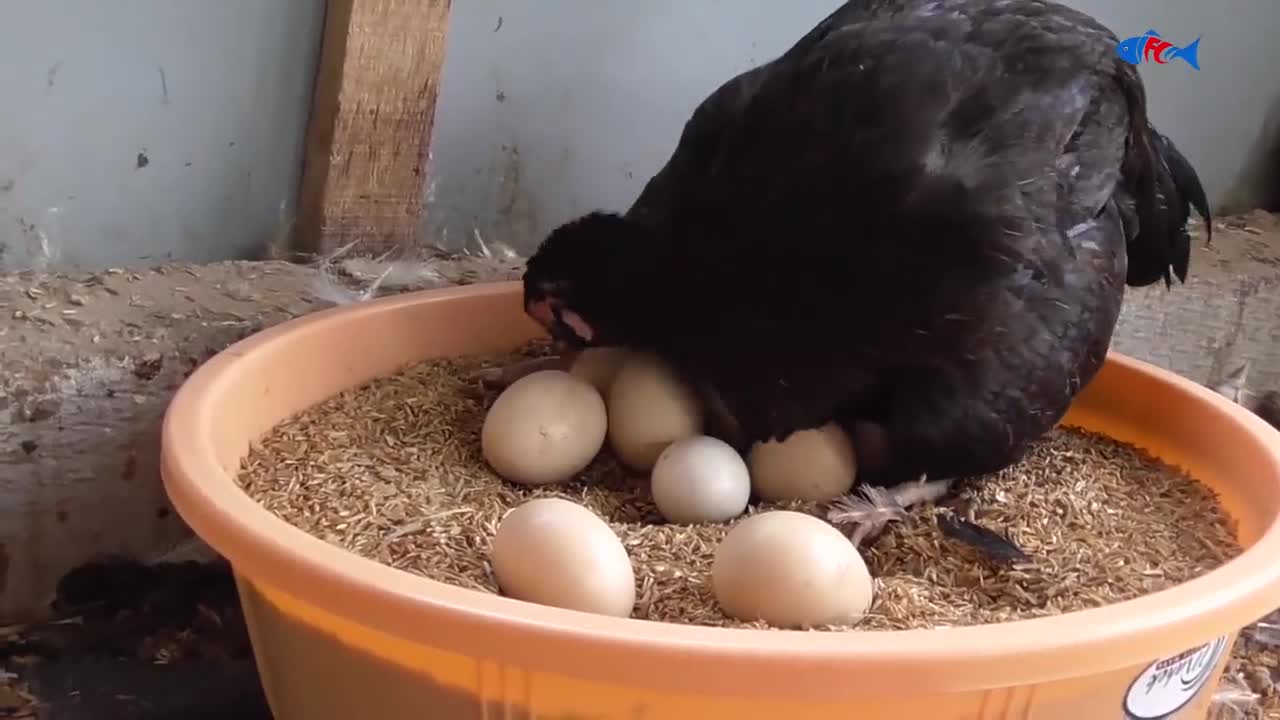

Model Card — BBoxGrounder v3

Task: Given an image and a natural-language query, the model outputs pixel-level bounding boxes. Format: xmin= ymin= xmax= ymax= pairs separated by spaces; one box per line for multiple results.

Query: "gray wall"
xmin=0 ymin=1 xmax=1274 ymax=267
xmin=427 ymin=0 xmax=1280 ymax=255
xmin=0 ymin=0 xmax=324 ymax=270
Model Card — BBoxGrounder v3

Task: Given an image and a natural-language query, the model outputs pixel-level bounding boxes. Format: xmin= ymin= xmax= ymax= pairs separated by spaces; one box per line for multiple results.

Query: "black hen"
xmin=522 ymin=0 xmax=1210 ymax=493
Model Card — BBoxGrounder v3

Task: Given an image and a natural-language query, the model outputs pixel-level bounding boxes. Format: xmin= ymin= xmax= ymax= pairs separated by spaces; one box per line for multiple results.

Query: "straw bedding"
xmin=236 ymin=340 xmax=1247 ymax=634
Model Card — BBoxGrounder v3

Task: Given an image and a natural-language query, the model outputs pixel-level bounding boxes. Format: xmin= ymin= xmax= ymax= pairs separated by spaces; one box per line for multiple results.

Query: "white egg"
xmin=606 ymin=352 xmax=705 ymax=471
xmin=650 ymin=435 xmax=751 ymax=524
xmin=481 ymin=370 xmax=607 ymax=486
xmin=748 ymin=423 xmax=857 ymax=501
xmin=569 ymin=347 xmax=630 ymax=397
xmin=490 ymin=498 xmax=636 ymax=617
xmin=712 ymin=510 xmax=874 ymax=628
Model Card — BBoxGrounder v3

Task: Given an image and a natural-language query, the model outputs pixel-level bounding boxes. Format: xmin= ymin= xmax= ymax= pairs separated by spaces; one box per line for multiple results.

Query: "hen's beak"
xmin=525 ymin=298 xmax=595 ymax=347
xmin=526 ymin=297 xmax=557 ymax=331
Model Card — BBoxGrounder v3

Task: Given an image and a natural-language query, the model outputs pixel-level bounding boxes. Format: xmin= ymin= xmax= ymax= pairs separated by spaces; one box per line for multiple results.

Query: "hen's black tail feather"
xmin=1117 ymin=72 xmax=1212 ymax=289
xmin=1151 ymin=127 xmax=1212 ymax=277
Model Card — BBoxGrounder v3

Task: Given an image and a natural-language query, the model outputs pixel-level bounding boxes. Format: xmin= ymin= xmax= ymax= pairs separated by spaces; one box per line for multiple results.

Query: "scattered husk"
xmin=236 ymin=342 xmax=1275 ymax=711
xmin=1222 ymin=611 xmax=1280 ymax=719
xmin=238 ymin=340 xmax=1241 ymax=627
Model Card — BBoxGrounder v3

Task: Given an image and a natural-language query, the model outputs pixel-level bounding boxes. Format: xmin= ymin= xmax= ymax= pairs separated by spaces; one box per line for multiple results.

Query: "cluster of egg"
xmin=480 ymin=348 xmax=874 ymax=629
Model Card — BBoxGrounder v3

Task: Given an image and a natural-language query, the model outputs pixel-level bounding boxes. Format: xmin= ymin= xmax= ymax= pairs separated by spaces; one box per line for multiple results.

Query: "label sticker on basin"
xmin=1122 ymin=634 xmax=1230 ymax=719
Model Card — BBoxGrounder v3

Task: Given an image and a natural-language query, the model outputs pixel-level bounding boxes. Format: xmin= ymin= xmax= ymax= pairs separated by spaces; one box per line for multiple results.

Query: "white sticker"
xmin=1123 ymin=634 xmax=1230 ymax=719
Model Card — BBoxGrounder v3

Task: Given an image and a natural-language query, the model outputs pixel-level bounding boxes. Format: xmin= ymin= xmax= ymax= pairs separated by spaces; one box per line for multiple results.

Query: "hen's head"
xmin=523 ymin=211 xmax=643 ymax=348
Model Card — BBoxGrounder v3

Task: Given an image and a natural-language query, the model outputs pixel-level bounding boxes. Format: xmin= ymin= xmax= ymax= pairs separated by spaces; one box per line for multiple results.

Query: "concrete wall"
xmin=426 ymin=0 xmax=1280 ymax=255
xmin=0 ymin=0 xmax=324 ymax=270
xmin=0 ymin=1 xmax=1274 ymax=266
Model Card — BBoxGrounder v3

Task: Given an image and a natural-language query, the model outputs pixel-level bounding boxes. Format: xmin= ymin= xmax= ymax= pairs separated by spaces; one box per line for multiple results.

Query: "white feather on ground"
xmin=827 ymin=476 xmax=954 ymax=545
xmin=308 ymin=229 xmax=524 ymax=307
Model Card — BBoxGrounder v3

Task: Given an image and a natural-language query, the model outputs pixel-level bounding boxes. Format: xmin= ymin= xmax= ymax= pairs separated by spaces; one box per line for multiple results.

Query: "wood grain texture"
xmin=294 ymin=0 xmax=452 ymax=258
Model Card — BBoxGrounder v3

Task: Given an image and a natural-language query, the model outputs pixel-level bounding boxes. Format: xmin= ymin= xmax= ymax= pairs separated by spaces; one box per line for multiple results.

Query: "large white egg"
xmin=569 ymin=347 xmax=630 ymax=397
xmin=748 ymin=423 xmax=857 ymax=501
xmin=490 ymin=497 xmax=636 ymax=617
xmin=712 ymin=510 xmax=874 ymax=628
xmin=481 ymin=370 xmax=607 ymax=486
xmin=606 ymin=353 xmax=705 ymax=471
xmin=650 ymin=435 xmax=751 ymax=524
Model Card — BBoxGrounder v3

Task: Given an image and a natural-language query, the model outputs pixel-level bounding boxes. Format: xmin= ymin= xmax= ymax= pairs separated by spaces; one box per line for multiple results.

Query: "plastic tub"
xmin=161 ymin=281 xmax=1280 ymax=720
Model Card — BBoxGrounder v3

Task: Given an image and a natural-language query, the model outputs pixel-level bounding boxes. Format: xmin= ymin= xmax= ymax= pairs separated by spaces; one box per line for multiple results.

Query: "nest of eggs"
xmin=238 ymin=341 xmax=1242 ymax=632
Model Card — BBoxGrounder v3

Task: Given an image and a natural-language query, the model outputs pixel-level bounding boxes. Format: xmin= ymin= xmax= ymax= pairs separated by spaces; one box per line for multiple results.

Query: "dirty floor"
xmin=0 ymin=558 xmax=270 ymax=720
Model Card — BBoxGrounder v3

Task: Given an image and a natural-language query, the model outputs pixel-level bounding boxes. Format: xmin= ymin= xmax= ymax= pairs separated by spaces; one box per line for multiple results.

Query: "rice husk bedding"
xmin=237 ymin=341 xmax=1245 ymax=633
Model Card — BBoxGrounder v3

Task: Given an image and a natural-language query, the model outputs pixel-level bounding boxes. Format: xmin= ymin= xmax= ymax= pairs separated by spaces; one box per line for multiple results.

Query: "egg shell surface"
xmin=748 ymin=423 xmax=857 ymax=501
xmin=481 ymin=369 xmax=607 ymax=486
xmin=569 ymin=347 xmax=631 ymax=397
xmin=490 ymin=497 xmax=636 ymax=617
xmin=606 ymin=353 xmax=705 ymax=471
xmin=712 ymin=510 xmax=874 ymax=628
xmin=650 ymin=435 xmax=751 ymax=524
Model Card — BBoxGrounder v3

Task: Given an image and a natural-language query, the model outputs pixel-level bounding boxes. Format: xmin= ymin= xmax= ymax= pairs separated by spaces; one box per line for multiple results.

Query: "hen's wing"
xmin=633 ymin=2 xmax=1134 ymax=442
xmin=628 ymin=0 xmax=898 ymax=225
xmin=661 ymin=4 xmax=1125 ymax=350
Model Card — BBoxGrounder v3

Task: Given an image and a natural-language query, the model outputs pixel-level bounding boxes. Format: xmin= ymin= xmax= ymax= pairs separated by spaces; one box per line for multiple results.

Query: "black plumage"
xmin=522 ymin=0 xmax=1210 ymax=493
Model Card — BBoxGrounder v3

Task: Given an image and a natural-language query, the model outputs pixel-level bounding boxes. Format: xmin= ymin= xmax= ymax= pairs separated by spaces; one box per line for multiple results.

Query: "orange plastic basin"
xmin=161 ymin=281 xmax=1280 ymax=720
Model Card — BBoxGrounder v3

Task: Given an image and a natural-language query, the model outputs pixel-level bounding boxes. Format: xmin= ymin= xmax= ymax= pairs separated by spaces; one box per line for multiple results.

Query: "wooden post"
xmin=293 ymin=0 xmax=452 ymax=258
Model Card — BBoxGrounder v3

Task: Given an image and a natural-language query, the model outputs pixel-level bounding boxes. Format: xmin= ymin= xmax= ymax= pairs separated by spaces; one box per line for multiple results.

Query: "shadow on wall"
xmin=1222 ymin=93 xmax=1280 ymax=214
xmin=1228 ymin=94 xmax=1280 ymax=213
